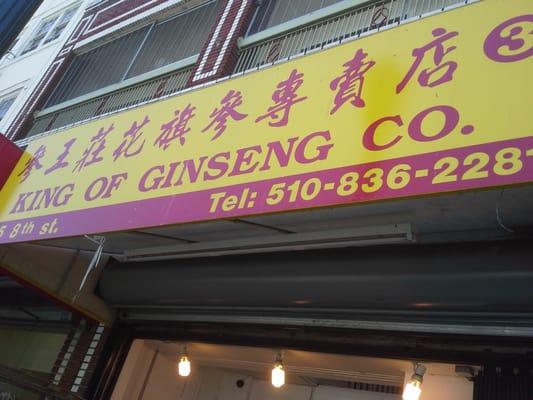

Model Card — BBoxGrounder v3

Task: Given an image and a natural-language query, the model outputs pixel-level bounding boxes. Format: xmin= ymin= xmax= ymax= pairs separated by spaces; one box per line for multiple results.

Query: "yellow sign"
xmin=0 ymin=0 xmax=532 ymax=243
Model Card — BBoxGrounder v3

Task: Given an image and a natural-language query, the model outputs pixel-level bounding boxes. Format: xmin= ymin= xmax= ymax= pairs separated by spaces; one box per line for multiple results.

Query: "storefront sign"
xmin=0 ymin=0 xmax=531 ymax=243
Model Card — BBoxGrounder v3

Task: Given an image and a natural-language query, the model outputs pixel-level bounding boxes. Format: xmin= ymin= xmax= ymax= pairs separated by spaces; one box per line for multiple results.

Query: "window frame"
xmin=87 ymin=0 xmax=104 ymax=8
xmin=43 ymin=6 xmax=80 ymax=45
xmin=42 ymin=0 xmax=221 ymax=109
xmin=240 ymin=0 xmax=368 ymax=46
xmin=0 ymin=34 xmax=21 ymax=65
xmin=0 ymin=90 xmax=21 ymax=124
xmin=245 ymin=0 xmax=347 ymax=36
xmin=18 ymin=4 xmax=80 ymax=56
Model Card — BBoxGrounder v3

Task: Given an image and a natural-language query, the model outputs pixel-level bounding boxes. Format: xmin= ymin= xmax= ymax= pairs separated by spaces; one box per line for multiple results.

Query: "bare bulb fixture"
xmin=403 ymin=380 xmax=422 ymax=400
xmin=271 ymin=353 xmax=285 ymax=388
xmin=403 ymin=364 xmax=426 ymax=400
xmin=178 ymin=354 xmax=191 ymax=377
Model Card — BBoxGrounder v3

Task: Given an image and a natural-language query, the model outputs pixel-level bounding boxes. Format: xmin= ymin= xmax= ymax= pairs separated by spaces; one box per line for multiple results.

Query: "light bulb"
xmin=402 ymin=380 xmax=422 ymax=400
xmin=178 ymin=355 xmax=191 ymax=377
xmin=271 ymin=362 xmax=285 ymax=388
xmin=403 ymin=363 xmax=425 ymax=400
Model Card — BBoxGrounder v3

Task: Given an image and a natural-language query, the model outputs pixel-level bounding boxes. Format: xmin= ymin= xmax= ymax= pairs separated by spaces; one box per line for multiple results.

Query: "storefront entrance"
xmin=111 ymin=340 xmax=472 ymax=400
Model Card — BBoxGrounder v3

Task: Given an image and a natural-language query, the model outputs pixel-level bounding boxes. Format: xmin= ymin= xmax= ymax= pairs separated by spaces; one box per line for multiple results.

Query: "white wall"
xmin=111 ymin=339 xmax=151 ymax=399
xmin=402 ymin=363 xmax=473 ymax=400
xmin=313 ymin=386 xmax=400 ymax=400
xmin=113 ymin=340 xmax=474 ymax=400
xmin=248 ymin=380 xmax=312 ymax=400
xmin=0 ymin=0 xmax=87 ymax=135
xmin=418 ymin=374 xmax=473 ymax=400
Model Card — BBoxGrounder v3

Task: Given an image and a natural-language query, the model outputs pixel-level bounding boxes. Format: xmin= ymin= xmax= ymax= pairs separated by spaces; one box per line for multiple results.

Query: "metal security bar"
xmin=26 ymin=66 xmax=194 ymax=138
xmin=248 ymin=0 xmax=345 ymax=35
xmin=125 ymin=0 xmax=221 ymax=78
xmin=235 ymin=0 xmax=470 ymax=74
xmin=45 ymin=26 xmax=151 ymax=107
xmin=45 ymin=0 xmax=220 ymax=108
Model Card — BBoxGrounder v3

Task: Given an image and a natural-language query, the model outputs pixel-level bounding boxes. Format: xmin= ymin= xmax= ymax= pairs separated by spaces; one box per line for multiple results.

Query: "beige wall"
xmin=112 ymin=340 xmax=199 ymax=400
xmin=418 ymin=374 xmax=473 ymax=400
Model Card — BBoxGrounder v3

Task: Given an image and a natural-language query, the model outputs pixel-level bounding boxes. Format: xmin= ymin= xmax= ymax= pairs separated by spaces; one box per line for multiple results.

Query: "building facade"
xmin=0 ymin=0 xmax=85 ymax=139
xmin=0 ymin=2 xmax=91 ymax=398
xmin=0 ymin=0 xmax=532 ymax=399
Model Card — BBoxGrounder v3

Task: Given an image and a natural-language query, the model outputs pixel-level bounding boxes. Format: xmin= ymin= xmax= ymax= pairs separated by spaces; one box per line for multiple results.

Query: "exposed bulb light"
xmin=403 ymin=380 xmax=422 ymax=400
xmin=178 ymin=348 xmax=191 ymax=377
xmin=271 ymin=353 xmax=285 ymax=388
xmin=403 ymin=364 xmax=426 ymax=400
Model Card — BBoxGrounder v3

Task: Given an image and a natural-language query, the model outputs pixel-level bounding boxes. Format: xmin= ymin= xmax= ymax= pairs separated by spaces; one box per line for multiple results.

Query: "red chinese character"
xmin=202 ymin=90 xmax=247 ymax=141
xmin=45 ymin=138 xmax=77 ymax=175
xmin=256 ymin=69 xmax=307 ymax=127
xmin=18 ymin=145 xmax=46 ymax=183
xmin=112 ymin=116 xmax=150 ymax=162
xmin=154 ymin=104 xmax=196 ymax=149
xmin=73 ymin=124 xmax=114 ymax=172
xmin=330 ymin=48 xmax=375 ymax=114
xmin=396 ymin=27 xmax=459 ymax=94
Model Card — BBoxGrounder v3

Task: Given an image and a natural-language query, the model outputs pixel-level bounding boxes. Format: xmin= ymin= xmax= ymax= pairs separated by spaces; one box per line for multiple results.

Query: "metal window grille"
xmin=45 ymin=0 xmax=220 ymax=108
xmin=235 ymin=0 xmax=469 ymax=74
xmin=125 ymin=0 xmax=222 ymax=78
xmin=26 ymin=66 xmax=194 ymax=138
xmin=248 ymin=0 xmax=345 ymax=35
xmin=473 ymin=367 xmax=533 ymax=400
xmin=45 ymin=26 xmax=152 ymax=107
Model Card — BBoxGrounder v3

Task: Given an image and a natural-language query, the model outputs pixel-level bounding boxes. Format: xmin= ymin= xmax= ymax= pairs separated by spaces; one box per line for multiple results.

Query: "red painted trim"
xmin=188 ymin=0 xmax=257 ymax=87
xmin=0 ymin=134 xmax=22 ymax=190
xmin=80 ymin=0 xmax=168 ymax=40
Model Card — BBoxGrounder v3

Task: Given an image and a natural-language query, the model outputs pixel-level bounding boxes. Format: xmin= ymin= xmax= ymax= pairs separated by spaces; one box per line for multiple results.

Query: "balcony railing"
xmin=234 ymin=0 xmax=471 ymax=74
xmin=25 ymin=64 xmax=194 ymax=141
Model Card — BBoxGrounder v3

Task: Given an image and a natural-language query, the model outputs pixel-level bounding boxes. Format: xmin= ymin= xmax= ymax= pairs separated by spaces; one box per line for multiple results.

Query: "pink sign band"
xmin=0 ymin=136 xmax=532 ymax=244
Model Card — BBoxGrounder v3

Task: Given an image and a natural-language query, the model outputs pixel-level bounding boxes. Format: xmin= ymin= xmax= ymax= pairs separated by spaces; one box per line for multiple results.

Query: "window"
xmin=87 ymin=0 xmax=103 ymax=7
xmin=0 ymin=93 xmax=19 ymax=122
xmin=44 ymin=6 xmax=79 ymax=44
xmin=248 ymin=0 xmax=345 ymax=35
xmin=20 ymin=16 xmax=59 ymax=54
xmin=47 ymin=26 xmax=153 ymax=105
xmin=19 ymin=5 xmax=79 ymax=55
xmin=45 ymin=0 xmax=221 ymax=107
xmin=125 ymin=1 xmax=221 ymax=78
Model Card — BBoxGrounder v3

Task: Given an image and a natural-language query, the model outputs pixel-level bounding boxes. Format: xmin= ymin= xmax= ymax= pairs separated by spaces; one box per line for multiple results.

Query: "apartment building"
xmin=0 ymin=0 xmax=85 ymax=139
xmin=0 ymin=0 xmax=532 ymax=399
xmin=0 ymin=2 xmax=87 ymax=398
